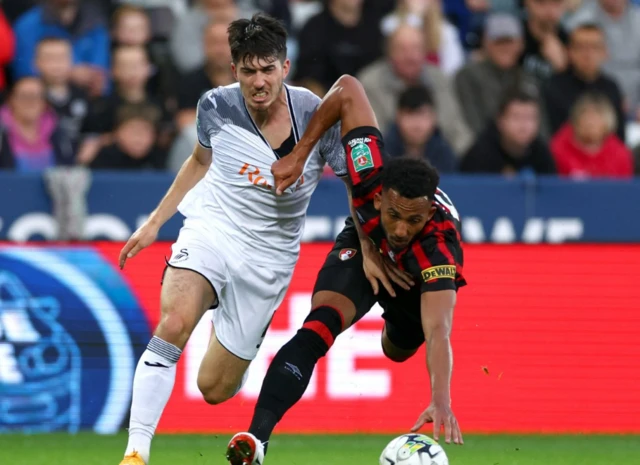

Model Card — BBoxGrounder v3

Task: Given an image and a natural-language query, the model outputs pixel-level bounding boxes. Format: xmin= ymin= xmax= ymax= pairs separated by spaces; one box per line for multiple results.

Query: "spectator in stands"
xmin=1 ymin=0 xmax=37 ymax=24
xmin=170 ymin=0 xmax=255 ymax=75
xmin=550 ymin=93 xmax=633 ymax=178
xmin=0 ymin=7 xmax=14 ymax=97
xmin=294 ymin=0 xmax=395 ymax=96
xmin=12 ymin=0 xmax=110 ymax=98
xmin=0 ymin=77 xmax=74 ymax=171
xmin=520 ymin=0 xmax=568 ymax=82
xmin=380 ymin=0 xmax=465 ymax=77
xmin=78 ymin=45 xmax=172 ymax=164
xmin=358 ymin=24 xmax=473 ymax=155
xmin=111 ymin=4 xmax=152 ymax=46
xmin=542 ymin=22 xmax=625 ymax=142
xmin=384 ymin=85 xmax=457 ymax=173
xmin=90 ymin=104 xmax=167 ymax=170
xmin=106 ymin=0 xmax=189 ymax=18
xmin=455 ymin=12 xmax=532 ymax=137
xmin=176 ymin=20 xmax=234 ymax=131
xmin=460 ymin=84 xmax=556 ymax=175
xmin=35 ymin=38 xmax=89 ymax=152
xmin=447 ymin=0 xmax=521 ymax=50
xmin=569 ymin=0 xmax=640 ymax=120
xmin=252 ymin=0 xmax=292 ymax=32
xmin=111 ymin=5 xmax=177 ymax=113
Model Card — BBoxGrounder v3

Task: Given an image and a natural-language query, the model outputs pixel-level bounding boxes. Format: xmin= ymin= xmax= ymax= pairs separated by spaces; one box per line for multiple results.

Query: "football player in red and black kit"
xmin=226 ymin=75 xmax=465 ymax=465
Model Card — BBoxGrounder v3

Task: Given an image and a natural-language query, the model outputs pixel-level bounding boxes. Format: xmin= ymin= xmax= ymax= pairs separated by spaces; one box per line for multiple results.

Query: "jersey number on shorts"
xmin=435 ymin=189 xmax=460 ymax=221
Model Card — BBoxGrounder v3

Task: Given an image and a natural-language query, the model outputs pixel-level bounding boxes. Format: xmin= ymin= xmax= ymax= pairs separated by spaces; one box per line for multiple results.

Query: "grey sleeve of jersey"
xmin=320 ymin=122 xmax=347 ymax=177
xmin=195 ymin=89 xmax=223 ymax=149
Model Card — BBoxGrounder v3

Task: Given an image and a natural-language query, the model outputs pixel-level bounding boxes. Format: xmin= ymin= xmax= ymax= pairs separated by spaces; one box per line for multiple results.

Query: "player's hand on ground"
xmin=361 ymin=240 xmax=397 ymax=297
xmin=271 ymin=152 xmax=305 ymax=195
xmin=119 ymin=221 xmax=160 ymax=269
xmin=411 ymin=403 xmax=463 ymax=445
xmin=382 ymin=256 xmax=415 ymax=290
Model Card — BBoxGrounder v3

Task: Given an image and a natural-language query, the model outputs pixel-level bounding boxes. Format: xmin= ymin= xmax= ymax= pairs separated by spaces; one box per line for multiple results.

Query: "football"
xmin=379 ymin=433 xmax=449 ymax=465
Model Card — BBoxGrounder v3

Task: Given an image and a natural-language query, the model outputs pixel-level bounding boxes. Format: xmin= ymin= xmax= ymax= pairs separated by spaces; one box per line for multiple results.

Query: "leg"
xmin=379 ymin=299 xmax=425 ymax=363
xmin=227 ymin=291 xmax=356 ymax=465
xmin=122 ymin=225 xmax=229 ymax=465
xmin=228 ymin=227 xmax=376 ymax=464
xmin=381 ymin=322 xmax=421 ymax=363
xmin=123 ymin=266 xmax=215 ymax=464
xmin=197 ymin=325 xmax=251 ymax=405
xmin=199 ymin=264 xmax=292 ymax=407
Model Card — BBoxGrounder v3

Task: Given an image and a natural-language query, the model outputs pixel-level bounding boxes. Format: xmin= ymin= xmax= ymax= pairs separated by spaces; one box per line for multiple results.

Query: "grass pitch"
xmin=0 ymin=432 xmax=638 ymax=464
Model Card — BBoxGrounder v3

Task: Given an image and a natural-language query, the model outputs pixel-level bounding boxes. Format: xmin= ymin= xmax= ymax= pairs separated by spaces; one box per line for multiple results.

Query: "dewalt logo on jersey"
xmin=421 ymin=265 xmax=456 ymax=282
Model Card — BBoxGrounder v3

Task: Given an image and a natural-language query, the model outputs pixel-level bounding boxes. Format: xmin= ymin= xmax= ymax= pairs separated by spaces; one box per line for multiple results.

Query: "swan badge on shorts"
xmin=0 ymin=246 xmax=150 ymax=434
xmin=339 ymin=248 xmax=357 ymax=261
xmin=170 ymin=248 xmax=189 ymax=263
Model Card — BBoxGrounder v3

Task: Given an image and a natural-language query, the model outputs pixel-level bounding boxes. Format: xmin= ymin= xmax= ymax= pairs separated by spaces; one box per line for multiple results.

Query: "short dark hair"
xmin=569 ymin=21 xmax=603 ymax=41
xmin=381 ymin=157 xmax=440 ymax=201
xmin=227 ymin=13 xmax=288 ymax=66
xmin=397 ymin=85 xmax=435 ymax=112
xmin=497 ymin=82 xmax=539 ymax=116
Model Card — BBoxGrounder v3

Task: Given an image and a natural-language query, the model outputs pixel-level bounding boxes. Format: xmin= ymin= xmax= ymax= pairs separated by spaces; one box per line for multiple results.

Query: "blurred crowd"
xmin=0 ymin=0 xmax=639 ymax=179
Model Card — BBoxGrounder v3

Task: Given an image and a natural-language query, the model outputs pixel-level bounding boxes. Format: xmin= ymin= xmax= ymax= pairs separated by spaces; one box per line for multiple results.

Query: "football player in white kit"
xmin=116 ymin=13 xmax=351 ymax=465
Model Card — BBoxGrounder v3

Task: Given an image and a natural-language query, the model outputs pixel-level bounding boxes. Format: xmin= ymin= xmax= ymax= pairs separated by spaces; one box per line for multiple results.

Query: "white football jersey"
xmin=177 ymin=83 xmax=346 ymax=268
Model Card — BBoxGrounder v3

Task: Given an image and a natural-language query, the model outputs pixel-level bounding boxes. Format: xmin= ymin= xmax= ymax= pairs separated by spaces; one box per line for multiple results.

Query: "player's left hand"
xmin=271 ymin=152 xmax=305 ymax=195
xmin=361 ymin=239 xmax=398 ymax=297
xmin=411 ymin=403 xmax=464 ymax=445
xmin=382 ymin=256 xmax=415 ymax=289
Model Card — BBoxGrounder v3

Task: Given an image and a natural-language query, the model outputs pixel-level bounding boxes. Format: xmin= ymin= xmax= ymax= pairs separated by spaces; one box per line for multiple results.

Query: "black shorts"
xmin=313 ymin=219 xmax=425 ymax=352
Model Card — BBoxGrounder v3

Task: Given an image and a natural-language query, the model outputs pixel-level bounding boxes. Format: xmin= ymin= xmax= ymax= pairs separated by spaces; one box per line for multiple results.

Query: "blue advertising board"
xmin=1 ymin=171 xmax=639 ymax=243
xmin=0 ymin=246 xmax=150 ymax=433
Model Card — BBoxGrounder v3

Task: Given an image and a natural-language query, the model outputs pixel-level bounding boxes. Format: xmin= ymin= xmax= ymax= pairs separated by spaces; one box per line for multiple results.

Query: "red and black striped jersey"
xmin=344 ymin=126 xmax=466 ymax=293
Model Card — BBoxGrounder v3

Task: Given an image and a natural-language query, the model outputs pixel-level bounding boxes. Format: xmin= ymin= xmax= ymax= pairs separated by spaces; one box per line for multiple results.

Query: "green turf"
xmin=0 ymin=433 xmax=638 ymax=465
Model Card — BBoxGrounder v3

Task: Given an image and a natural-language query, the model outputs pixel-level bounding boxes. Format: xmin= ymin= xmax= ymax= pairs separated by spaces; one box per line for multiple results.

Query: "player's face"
xmin=232 ymin=56 xmax=291 ymax=112
xmin=375 ymin=189 xmax=436 ymax=251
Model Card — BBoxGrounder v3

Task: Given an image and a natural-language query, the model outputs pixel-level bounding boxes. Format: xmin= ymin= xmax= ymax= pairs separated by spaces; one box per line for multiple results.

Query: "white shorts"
xmin=166 ymin=220 xmax=293 ymax=361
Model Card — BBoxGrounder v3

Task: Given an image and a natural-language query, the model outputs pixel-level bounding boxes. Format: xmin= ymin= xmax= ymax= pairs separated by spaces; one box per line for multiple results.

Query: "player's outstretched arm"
xmin=118 ymin=143 xmax=211 ymax=268
xmin=411 ymin=290 xmax=464 ymax=445
xmin=272 ymin=75 xmax=378 ymax=194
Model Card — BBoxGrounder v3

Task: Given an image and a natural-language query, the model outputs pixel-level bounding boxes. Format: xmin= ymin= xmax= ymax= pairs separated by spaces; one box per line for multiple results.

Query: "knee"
xmin=381 ymin=332 xmax=418 ymax=363
xmin=198 ymin=368 xmax=248 ymax=405
xmin=155 ymin=311 xmax=190 ymax=347
xmin=382 ymin=343 xmax=415 ymax=363
xmin=198 ymin=379 xmax=237 ymax=405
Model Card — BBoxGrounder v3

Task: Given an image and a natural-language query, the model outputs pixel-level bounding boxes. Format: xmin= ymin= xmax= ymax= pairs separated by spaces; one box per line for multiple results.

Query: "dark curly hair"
xmin=227 ymin=13 xmax=288 ymax=66
xmin=381 ymin=157 xmax=440 ymax=201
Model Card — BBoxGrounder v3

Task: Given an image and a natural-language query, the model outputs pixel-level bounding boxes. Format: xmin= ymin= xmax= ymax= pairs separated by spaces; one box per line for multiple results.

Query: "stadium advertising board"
xmin=2 ymin=172 xmax=640 ymax=243
xmin=0 ymin=243 xmax=639 ymax=434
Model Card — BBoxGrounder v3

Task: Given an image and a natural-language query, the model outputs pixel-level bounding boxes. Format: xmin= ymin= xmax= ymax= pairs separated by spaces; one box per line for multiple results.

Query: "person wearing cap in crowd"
xmin=455 ymin=12 xmax=535 ymax=136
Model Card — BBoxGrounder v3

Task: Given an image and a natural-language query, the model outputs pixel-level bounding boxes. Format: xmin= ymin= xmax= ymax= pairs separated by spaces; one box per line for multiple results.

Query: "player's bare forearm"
xmin=294 ymin=75 xmax=378 ymax=162
xmin=147 ymin=143 xmax=211 ymax=227
xmin=421 ymin=290 xmax=456 ymax=404
xmin=344 ymin=180 xmax=369 ymax=243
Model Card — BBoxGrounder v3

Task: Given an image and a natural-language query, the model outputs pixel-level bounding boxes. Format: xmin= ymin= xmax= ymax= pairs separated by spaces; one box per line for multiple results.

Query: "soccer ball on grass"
xmin=379 ymin=433 xmax=449 ymax=465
